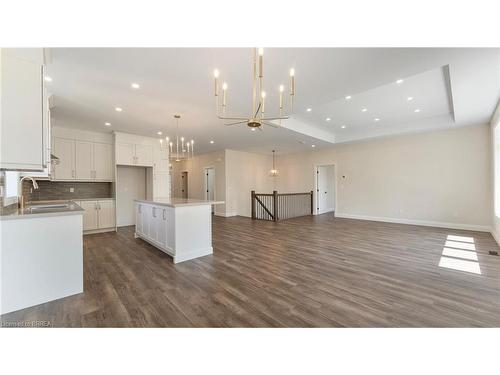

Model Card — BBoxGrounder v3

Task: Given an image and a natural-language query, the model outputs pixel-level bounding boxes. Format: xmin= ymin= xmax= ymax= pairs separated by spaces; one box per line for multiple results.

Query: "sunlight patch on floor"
xmin=439 ymin=235 xmax=481 ymax=275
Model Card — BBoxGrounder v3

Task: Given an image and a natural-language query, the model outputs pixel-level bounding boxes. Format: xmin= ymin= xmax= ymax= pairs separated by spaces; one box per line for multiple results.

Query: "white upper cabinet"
xmin=114 ymin=132 xmax=163 ymax=168
xmin=135 ymin=144 xmax=153 ymax=166
xmin=116 ymin=143 xmax=135 ymax=165
xmin=94 ymin=143 xmax=113 ymax=180
xmin=75 ymin=141 xmax=93 ymax=180
xmin=1 ymin=48 xmax=48 ymax=171
xmin=51 ymin=127 xmax=114 ymax=182
xmin=53 ymin=137 xmax=75 ymax=180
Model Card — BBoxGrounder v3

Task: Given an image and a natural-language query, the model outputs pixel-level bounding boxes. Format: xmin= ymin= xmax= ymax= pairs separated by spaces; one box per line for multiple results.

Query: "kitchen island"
xmin=134 ymin=198 xmax=224 ymax=263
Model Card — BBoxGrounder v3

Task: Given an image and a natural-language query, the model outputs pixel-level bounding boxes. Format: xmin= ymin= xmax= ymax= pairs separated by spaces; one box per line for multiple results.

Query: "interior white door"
xmin=53 ymin=138 xmax=75 ymax=180
xmin=75 ymin=141 xmax=93 ymax=180
xmin=317 ymin=165 xmax=334 ymax=214
xmin=135 ymin=144 xmax=153 ymax=166
xmin=97 ymin=200 xmax=115 ymax=229
xmin=116 ymin=143 xmax=134 ymax=165
xmin=94 ymin=143 xmax=113 ymax=180
xmin=80 ymin=200 xmax=98 ymax=230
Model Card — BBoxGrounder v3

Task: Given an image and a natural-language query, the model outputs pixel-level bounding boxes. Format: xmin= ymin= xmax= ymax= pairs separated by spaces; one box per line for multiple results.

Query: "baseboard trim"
xmin=335 ymin=213 xmax=492 ymax=232
xmin=214 ymin=211 xmax=238 ymax=217
xmin=83 ymin=227 xmax=116 ymax=235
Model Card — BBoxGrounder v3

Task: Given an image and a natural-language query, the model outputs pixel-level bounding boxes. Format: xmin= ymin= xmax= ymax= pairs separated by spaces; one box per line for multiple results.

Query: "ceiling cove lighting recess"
xmin=115 ymin=107 xmax=123 ymax=112
xmin=131 ymin=83 xmax=140 ymax=89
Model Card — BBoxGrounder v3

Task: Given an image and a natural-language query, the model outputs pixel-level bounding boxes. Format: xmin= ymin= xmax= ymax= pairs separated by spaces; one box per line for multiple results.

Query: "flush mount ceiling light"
xmin=396 ymin=79 xmax=404 ymax=84
xmin=361 ymin=108 xmax=367 ymax=112
xmin=213 ymin=48 xmax=295 ymax=131
xmin=104 ymin=122 xmax=111 ymax=126
xmin=115 ymin=107 xmax=123 ymax=112
xmin=131 ymin=83 xmax=140 ymax=89
xmin=164 ymin=114 xmax=194 ymax=161
xmin=407 ymin=96 xmax=414 ymax=101
xmin=44 ymin=76 xmax=53 ymax=82
xmin=269 ymin=150 xmax=279 ymax=177
xmin=345 ymin=95 xmax=352 ymax=100
xmin=414 ymin=108 xmax=421 ymax=113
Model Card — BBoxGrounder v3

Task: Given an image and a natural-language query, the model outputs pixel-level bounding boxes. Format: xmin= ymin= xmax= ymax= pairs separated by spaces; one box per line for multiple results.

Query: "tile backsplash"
xmin=23 ymin=181 xmax=113 ymax=201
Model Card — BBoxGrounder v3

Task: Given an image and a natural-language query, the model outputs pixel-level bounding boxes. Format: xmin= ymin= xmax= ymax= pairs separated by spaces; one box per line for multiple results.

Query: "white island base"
xmin=134 ymin=198 xmax=224 ymax=263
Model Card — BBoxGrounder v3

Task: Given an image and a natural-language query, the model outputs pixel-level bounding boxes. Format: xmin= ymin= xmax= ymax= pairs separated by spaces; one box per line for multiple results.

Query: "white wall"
xmin=116 ymin=166 xmax=147 ymax=226
xmin=225 ymin=149 xmax=274 ymax=217
xmin=275 ymin=124 xmax=492 ymax=231
xmin=172 ymin=150 xmax=226 ymax=216
xmin=491 ymin=108 xmax=500 ymax=245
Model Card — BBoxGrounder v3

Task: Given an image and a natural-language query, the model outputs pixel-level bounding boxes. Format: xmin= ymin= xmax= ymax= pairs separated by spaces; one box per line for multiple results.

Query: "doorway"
xmin=315 ymin=164 xmax=335 ymax=215
xmin=204 ymin=167 xmax=215 ymax=213
xmin=181 ymin=171 xmax=188 ymax=199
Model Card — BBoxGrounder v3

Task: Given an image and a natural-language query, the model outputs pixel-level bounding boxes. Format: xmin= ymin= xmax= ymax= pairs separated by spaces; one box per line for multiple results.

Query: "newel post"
xmin=273 ymin=190 xmax=278 ymax=222
xmin=251 ymin=190 xmax=256 ymax=220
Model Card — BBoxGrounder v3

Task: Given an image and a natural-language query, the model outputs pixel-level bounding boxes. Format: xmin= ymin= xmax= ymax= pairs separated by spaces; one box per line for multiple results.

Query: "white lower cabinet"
xmin=78 ymin=199 xmax=115 ymax=232
xmin=135 ymin=203 xmax=168 ymax=251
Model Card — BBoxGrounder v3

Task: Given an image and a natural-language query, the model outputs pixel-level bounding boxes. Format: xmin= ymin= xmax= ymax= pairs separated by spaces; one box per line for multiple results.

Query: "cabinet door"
xmin=52 ymin=138 xmax=75 ymax=180
xmin=157 ymin=208 xmax=167 ymax=249
xmin=80 ymin=200 xmax=98 ymax=231
xmin=153 ymin=146 xmax=169 ymax=173
xmin=75 ymin=141 xmax=93 ymax=180
xmin=136 ymin=204 xmax=143 ymax=235
xmin=116 ymin=143 xmax=134 ymax=165
xmin=0 ymin=51 xmax=44 ymax=171
xmin=94 ymin=143 xmax=113 ymax=180
xmin=150 ymin=206 xmax=159 ymax=243
xmin=135 ymin=144 xmax=153 ymax=166
xmin=97 ymin=200 xmax=115 ymax=229
xmin=153 ymin=172 xmax=170 ymax=199
xmin=142 ymin=205 xmax=152 ymax=239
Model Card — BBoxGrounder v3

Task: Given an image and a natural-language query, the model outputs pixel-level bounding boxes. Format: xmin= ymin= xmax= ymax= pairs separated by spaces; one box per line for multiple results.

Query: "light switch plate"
xmin=69 ymin=187 xmax=74 ymax=193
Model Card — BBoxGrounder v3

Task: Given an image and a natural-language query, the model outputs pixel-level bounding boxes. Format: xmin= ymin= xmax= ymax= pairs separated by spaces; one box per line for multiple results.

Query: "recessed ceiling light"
xmin=115 ymin=107 xmax=123 ymax=112
xmin=345 ymin=95 xmax=352 ymax=100
xmin=326 ymin=117 xmax=331 ymax=122
xmin=251 ymin=128 xmax=256 ymax=131
xmin=414 ymin=109 xmax=421 ymax=113
xmin=306 ymin=108 xmax=312 ymax=112
xmin=361 ymin=108 xmax=367 ymax=112
xmin=131 ymin=83 xmax=140 ymax=89
xmin=374 ymin=118 xmax=380 ymax=122
xmin=341 ymin=125 xmax=346 ymax=129
xmin=311 ymin=144 xmax=316 ymax=148
xmin=44 ymin=76 xmax=53 ymax=82
xmin=407 ymin=96 xmax=414 ymax=101
xmin=104 ymin=122 xmax=111 ymax=126
xmin=210 ymin=140 xmax=215 ymax=144
xmin=157 ymin=131 xmax=162 ymax=135
xmin=396 ymin=79 xmax=404 ymax=84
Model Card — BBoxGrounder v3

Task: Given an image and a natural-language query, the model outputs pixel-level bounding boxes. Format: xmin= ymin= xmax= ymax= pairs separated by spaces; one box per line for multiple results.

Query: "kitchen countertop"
xmin=0 ymin=201 xmax=84 ymax=221
xmin=135 ymin=198 xmax=225 ymax=208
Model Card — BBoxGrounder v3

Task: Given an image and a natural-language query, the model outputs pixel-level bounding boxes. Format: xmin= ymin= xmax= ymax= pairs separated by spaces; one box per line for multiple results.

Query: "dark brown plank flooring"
xmin=2 ymin=214 xmax=500 ymax=327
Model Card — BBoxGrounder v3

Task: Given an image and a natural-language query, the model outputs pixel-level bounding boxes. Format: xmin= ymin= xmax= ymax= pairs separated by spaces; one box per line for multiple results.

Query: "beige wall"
xmin=225 ymin=149 xmax=274 ymax=217
xmin=172 ymin=150 xmax=226 ymax=215
xmin=275 ymin=124 xmax=492 ymax=230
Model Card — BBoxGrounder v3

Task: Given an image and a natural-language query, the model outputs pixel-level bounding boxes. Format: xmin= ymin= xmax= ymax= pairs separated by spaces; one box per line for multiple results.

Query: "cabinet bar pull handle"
xmin=163 ymin=209 xmax=166 ymax=220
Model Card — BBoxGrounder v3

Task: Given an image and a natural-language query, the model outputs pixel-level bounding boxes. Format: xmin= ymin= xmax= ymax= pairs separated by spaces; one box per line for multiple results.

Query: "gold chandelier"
xmin=160 ymin=115 xmax=194 ymax=162
xmin=213 ymin=48 xmax=295 ymax=130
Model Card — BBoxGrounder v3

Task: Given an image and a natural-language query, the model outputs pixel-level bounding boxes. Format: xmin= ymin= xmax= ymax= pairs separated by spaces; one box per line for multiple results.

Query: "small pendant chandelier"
xmin=269 ymin=150 xmax=279 ymax=177
xmin=161 ymin=114 xmax=194 ymax=162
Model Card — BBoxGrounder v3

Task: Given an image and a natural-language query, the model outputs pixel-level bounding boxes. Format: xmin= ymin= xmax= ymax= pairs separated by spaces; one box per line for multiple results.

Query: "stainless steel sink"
xmin=25 ymin=203 xmax=72 ymax=213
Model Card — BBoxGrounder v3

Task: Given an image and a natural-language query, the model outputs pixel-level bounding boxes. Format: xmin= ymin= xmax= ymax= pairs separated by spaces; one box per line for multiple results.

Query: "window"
xmin=3 ymin=171 xmax=19 ymax=206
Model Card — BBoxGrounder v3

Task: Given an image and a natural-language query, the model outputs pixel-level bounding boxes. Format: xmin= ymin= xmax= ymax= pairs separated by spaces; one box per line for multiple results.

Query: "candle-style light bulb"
xmin=258 ymin=48 xmax=264 ymax=78
xmin=222 ymin=82 xmax=228 ymax=107
xmin=213 ymin=69 xmax=220 ymax=97
xmin=261 ymin=91 xmax=266 ymax=114
xmin=289 ymin=68 xmax=295 ymax=96
xmin=169 ymin=141 xmax=173 ymax=154
xmin=279 ymin=84 xmax=284 ymax=109
xmin=190 ymin=140 xmax=194 ymax=158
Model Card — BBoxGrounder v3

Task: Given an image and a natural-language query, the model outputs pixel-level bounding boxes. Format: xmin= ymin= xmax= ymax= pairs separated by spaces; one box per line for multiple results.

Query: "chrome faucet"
xmin=18 ymin=176 xmax=39 ymax=209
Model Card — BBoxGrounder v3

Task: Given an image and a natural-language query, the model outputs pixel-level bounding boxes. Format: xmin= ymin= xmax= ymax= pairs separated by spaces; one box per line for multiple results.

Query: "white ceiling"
xmin=46 ymin=48 xmax=500 ymax=155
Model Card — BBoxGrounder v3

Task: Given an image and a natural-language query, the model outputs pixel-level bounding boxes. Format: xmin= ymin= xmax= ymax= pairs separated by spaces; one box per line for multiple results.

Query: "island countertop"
xmin=0 ymin=200 xmax=84 ymax=221
xmin=134 ymin=198 xmax=225 ymax=208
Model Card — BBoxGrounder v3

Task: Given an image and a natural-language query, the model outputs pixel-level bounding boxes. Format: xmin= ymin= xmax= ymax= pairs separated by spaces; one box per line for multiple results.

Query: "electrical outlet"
xmin=69 ymin=187 xmax=74 ymax=193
